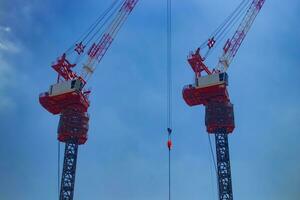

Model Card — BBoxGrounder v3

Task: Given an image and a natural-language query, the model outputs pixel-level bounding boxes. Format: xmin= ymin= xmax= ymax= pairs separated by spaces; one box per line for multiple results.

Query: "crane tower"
xmin=39 ymin=0 xmax=139 ymax=199
xmin=182 ymin=0 xmax=266 ymax=199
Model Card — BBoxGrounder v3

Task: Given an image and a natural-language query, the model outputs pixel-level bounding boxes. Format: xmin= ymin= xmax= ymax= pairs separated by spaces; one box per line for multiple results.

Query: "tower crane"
xmin=39 ymin=0 xmax=138 ymax=199
xmin=182 ymin=0 xmax=265 ymax=199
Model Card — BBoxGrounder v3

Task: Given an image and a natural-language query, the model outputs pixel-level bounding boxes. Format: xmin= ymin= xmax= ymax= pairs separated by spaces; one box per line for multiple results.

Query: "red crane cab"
xmin=39 ymin=79 xmax=90 ymax=115
xmin=182 ymin=72 xmax=234 ymax=134
xmin=39 ymin=78 xmax=90 ymax=144
xmin=183 ymin=72 xmax=230 ymax=106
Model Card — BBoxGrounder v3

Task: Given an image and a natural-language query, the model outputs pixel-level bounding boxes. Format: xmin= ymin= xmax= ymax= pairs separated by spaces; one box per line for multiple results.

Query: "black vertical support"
xmin=59 ymin=142 xmax=79 ymax=200
xmin=215 ymin=131 xmax=233 ymax=200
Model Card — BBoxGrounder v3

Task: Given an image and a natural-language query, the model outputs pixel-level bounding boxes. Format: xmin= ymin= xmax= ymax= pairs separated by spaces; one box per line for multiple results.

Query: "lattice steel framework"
xmin=59 ymin=142 xmax=79 ymax=200
xmin=215 ymin=131 xmax=233 ymax=200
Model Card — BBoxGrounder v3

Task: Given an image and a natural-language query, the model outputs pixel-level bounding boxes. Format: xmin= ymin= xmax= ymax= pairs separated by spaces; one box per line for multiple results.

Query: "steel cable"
xmin=166 ymin=0 xmax=172 ymax=200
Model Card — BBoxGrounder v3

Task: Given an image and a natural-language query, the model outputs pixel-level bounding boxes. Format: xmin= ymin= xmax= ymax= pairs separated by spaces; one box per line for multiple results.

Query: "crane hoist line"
xmin=39 ymin=1 xmax=139 ymax=200
xmin=166 ymin=1 xmax=173 ymax=200
xmin=182 ymin=1 xmax=266 ymax=200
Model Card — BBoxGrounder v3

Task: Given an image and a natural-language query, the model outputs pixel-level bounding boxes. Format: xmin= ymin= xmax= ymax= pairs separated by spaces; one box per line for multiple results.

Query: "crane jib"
xmin=81 ymin=0 xmax=139 ymax=79
xmin=51 ymin=0 xmax=139 ymax=84
xmin=219 ymin=0 xmax=266 ymax=71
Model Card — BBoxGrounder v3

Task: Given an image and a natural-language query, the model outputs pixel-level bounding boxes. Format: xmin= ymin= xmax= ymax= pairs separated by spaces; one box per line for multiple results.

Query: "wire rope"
xmin=58 ymin=141 xmax=61 ymax=198
xmin=65 ymin=0 xmax=121 ymax=54
xmin=166 ymin=0 xmax=173 ymax=200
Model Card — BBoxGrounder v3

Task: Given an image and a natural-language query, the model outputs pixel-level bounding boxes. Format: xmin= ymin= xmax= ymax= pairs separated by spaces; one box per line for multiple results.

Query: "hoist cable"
xmin=208 ymin=148 xmax=217 ymax=200
xmin=210 ymin=0 xmax=249 ymax=43
xmin=214 ymin=0 xmax=250 ymax=41
xmin=199 ymin=0 xmax=251 ymax=56
xmin=80 ymin=0 xmax=121 ymax=43
xmin=166 ymin=0 xmax=172 ymax=200
xmin=65 ymin=0 xmax=121 ymax=54
xmin=167 ymin=0 xmax=172 ymax=129
xmin=67 ymin=0 xmax=124 ymax=68
xmin=86 ymin=0 xmax=124 ymax=47
xmin=168 ymin=145 xmax=171 ymax=200
xmin=58 ymin=141 xmax=61 ymax=198
xmin=207 ymin=135 xmax=217 ymax=173
xmin=82 ymin=0 xmax=138 ymax=83
xmin=204 ymin=1 xmax=250 ymax=60
xmin=215 ymin=2 xmax=249 ymax=52
xmin=207 ymin=134 xmax=219 ymax=199
xmin=73 ymin=2 xmax=122 ymax=66
xmin=211 ymin=0 xmax=251 ymax=70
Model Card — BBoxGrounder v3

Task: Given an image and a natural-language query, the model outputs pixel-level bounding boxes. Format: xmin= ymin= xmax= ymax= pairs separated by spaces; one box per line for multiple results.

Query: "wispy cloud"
xmin=0 ymin=26 xmax=11 ymax=32
xmin=0 ymin=2 xmax=41 ymax=113
xmin=0 ymin=25 xmax=20 ymax=53
xmin=0 ymin=55 xmax=16 ymax=111
xmin=0 ymin=40 xmax=20 ymax=53
xmin=0 ymin=25 xmax=21 ymax=111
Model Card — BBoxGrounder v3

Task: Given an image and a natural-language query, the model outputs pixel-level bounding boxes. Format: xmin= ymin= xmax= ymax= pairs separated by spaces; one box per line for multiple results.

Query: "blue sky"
xmin=0 ymin=0 xmax=299 ymax=199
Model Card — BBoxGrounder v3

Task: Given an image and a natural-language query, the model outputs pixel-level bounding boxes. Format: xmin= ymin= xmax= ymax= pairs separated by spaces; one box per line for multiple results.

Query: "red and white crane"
xmin=39 ymin=0 xmax=138 ymax=199
xmin=182 ymin=0 xmax=266 ymax=199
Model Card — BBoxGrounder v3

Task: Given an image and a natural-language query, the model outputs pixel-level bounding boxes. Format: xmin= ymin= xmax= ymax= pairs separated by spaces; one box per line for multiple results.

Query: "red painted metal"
xmin=87 ymin=33 xmax=113 ymax=61
xmin=41 ymin=0 xmax=139 ymax=145
xmin=187 ymin=48 xmax=211 ymax=77
xmin=39 ymin=91 xmax=89 ymax=115
xmin=182 ymin=1 xmax=266 ymax=199
xmin=39 ymin=1 xmax=140 ymax=198
xmin=39 ymin=91 xmax=90 ymax=144
xmin=218 ymin=0 xmax=266 ymax=70
xmin=52 ymin=53 xmax=78 ymax=81
xmin=167 ymin=140 xmax=172 ymax=150
xmin=183 ymin=83 xmax=229 ymax=106
xmin=84 ymin=0 xmax=139 ymax=75
xmin=205 ymin=101 xmax=235 ymax=134
xmin=183 ymin=0 xmax=266 ymax=135
xmin=51 ymin=0 xmax=140 ymax=83
xmin=58 ymin=105 xmax=89 ymax=145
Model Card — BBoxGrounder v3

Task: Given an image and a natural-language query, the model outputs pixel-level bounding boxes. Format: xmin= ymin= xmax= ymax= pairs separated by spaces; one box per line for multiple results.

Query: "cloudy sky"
xmin=0 ymin=0 xmax=299 ymax=199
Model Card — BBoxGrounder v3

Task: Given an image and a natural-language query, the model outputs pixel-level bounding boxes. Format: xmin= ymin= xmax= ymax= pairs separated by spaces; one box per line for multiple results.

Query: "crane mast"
xmin=183 ymin=1 xmax=266 ymax=200
xmin=39 ymin=1 xmax=139 ymax=199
